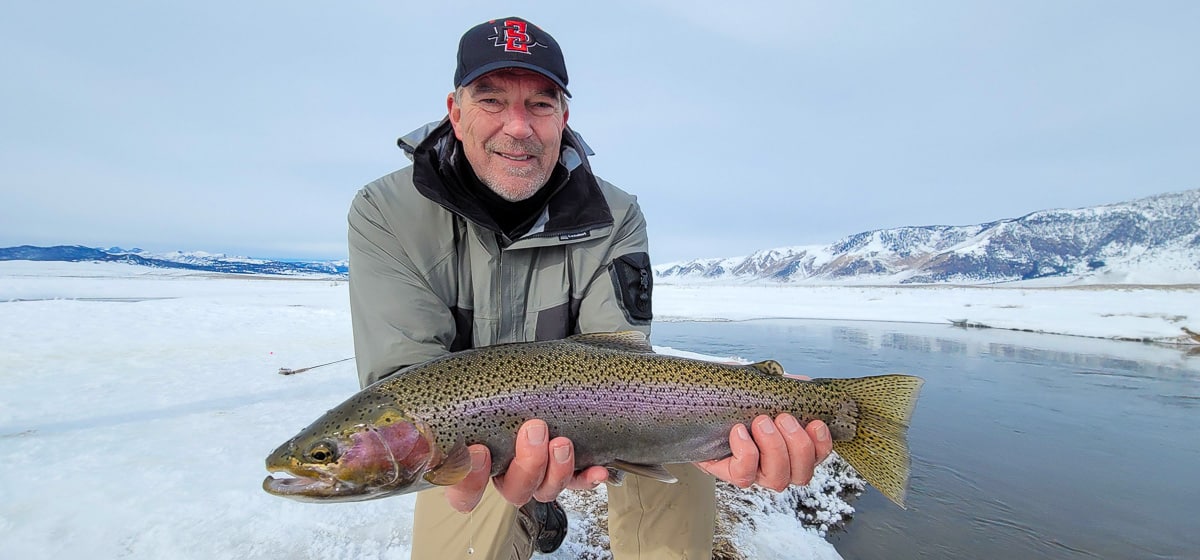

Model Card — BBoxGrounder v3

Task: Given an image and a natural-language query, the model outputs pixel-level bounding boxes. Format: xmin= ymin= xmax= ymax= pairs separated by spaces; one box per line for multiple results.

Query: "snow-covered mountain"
xmin=656 ymin=189 xmax=1200 ymax=285
xmin=8 ymin=190 xmax=1197 ymax=285
xmin=0 ymin=245 xmax=348 ymax=277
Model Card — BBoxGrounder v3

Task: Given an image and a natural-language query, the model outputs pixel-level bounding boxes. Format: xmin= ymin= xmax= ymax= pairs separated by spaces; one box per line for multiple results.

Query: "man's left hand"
xmin=693 ymin=414 xmax=833 ymax=491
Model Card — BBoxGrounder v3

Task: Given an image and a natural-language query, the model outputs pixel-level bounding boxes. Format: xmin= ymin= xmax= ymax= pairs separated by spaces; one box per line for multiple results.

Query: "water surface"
xmin=653 ymin=320 xmax=1199 ymax=560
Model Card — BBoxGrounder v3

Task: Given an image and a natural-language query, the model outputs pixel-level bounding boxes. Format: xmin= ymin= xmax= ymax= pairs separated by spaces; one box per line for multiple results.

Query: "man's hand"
xmin=444 ymin=419 xmax=610 ymax=513
xmin=694 ymin=414 xmax=833 ymax=491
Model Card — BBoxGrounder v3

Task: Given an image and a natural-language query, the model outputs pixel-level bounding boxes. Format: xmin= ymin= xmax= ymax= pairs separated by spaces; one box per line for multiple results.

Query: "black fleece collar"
xmin=410 ymin=120 xmax=614 ymax=240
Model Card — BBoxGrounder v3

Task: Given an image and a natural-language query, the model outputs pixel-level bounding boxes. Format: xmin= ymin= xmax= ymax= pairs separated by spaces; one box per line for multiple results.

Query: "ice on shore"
xmin=1 ymin=261 xmax=1196 ymax=559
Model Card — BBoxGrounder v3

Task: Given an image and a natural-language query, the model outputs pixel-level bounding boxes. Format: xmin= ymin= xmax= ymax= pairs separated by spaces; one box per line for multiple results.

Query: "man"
xmin=347 ymin=16 xmax=832 ymax=559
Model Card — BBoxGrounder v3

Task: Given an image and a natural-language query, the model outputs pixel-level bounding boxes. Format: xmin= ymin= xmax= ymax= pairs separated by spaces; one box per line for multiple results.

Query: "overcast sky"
xmin=3 ymin=1 xmax=1197 ymax=263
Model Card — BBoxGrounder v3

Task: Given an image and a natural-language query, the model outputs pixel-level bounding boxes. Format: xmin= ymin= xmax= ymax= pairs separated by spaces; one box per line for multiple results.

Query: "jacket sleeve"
xmin=575 ymin=192 xmax=654 ymax=337
xmin=347 ymin=187 xmax=457 ymax=388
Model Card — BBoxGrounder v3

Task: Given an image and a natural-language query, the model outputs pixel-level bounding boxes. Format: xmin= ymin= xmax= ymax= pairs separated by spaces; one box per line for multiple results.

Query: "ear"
xmin=562 ymin=106 xmax=569 ymax=127
xmin=447 ymin=92 xmax=464 ymax=140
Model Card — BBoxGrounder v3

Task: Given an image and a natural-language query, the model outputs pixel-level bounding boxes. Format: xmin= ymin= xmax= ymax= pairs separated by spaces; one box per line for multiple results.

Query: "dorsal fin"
xmin=567 ymin=331 xmax=654 ymax=353
xmin=748 ymin=360 xmax=786 ymax=377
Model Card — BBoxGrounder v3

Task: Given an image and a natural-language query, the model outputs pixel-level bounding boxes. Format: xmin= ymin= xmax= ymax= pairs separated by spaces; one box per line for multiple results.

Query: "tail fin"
xmin=827 ymin=374 xmax=923 ymax=508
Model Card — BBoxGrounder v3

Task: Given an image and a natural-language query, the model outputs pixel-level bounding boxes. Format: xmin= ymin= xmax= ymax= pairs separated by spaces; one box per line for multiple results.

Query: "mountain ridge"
xmin=6 ymin=190 xmax=1197 ymax=285
xmin=0 ymin=245 xmax=348 ymax=277
xmin=655 ymin=189 xmax=1200 ymax=285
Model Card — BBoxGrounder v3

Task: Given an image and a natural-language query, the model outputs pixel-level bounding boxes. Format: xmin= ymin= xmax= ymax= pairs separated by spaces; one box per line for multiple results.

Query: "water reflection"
xmin=832 ymin=326 xmax=871 ymax=348
xmin=882 ymin=332 xmax=933 ymax=353
xmin=653 ymin=319 xmax=1200 ymax=560
xmin=934 ymin=337 xmax=968 ymax=355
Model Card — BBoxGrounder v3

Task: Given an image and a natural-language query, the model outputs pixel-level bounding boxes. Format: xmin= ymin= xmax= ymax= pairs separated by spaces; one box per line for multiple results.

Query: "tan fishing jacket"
xmin=348 ymin=120 xmax=653 ymax=387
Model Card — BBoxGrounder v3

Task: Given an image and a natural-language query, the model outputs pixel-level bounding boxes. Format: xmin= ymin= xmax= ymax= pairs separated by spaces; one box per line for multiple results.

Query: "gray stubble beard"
xmin=479 ymin=139 xmax=553 ymax=202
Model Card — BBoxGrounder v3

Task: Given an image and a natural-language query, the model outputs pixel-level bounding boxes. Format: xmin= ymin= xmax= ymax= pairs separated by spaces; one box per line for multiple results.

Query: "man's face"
xmin=448 ymin=69 xmax=569 ymax=202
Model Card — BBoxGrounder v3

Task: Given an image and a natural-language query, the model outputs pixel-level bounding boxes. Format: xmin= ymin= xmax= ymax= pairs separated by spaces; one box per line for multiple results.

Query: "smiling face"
xmin=447 ymin=69 xmax=569 ymax=202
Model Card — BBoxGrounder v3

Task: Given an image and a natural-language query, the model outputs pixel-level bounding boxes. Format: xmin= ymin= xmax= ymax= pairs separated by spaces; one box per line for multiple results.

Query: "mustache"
xmin=486 ymin=138 xmax=545 ymax=156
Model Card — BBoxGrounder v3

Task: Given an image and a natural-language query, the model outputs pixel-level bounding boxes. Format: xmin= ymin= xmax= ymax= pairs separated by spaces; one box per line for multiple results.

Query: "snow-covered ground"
xmin=1 ymin=261 xmax=1197 ymax=559
xmin=656 ymin=283 xmax=1200 ymax=344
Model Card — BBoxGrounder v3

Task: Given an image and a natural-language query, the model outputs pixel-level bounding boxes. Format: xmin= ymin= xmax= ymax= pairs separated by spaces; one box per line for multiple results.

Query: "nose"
xmin=501 ymin=105 xmax=535 ymax=139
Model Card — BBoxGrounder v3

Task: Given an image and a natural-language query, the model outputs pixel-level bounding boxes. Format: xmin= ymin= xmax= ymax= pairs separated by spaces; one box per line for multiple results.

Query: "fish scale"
xmin=264 ymin=331 xmax=923 ymax=507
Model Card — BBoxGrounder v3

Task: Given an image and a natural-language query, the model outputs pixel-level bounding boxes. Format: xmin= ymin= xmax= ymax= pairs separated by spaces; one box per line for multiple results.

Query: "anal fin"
xmin=607 ymin=460 xmax=678 ymax=484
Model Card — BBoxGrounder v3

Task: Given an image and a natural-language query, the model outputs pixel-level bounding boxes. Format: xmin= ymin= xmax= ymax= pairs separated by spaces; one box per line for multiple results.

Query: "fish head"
xmin=263 ymin=402 xmax=438 ymax=502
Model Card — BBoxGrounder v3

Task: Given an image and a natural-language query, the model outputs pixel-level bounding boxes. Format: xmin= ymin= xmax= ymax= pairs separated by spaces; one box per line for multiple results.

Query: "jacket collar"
xmin=402 ymin=119 xmax=613 ymax=241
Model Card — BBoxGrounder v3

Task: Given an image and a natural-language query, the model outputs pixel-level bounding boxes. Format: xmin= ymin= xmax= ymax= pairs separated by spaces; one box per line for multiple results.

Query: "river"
xmin=653 ymin=319 xmax=1200 ymax=560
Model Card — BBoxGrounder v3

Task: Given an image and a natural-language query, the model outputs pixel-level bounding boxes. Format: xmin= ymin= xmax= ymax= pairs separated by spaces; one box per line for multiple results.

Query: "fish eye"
xmin=305 ymin=441 xmax=338 ymax=463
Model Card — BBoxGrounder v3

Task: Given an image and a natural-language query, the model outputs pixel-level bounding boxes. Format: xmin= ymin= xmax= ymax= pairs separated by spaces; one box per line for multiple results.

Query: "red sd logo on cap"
xmin=490 ymin=19 xmax=543 ymax=54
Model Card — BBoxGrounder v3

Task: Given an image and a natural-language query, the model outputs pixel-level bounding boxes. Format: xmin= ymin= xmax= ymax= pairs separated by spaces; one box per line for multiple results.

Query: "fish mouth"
xmin=262 ymin=471 xmax=368 ymax=503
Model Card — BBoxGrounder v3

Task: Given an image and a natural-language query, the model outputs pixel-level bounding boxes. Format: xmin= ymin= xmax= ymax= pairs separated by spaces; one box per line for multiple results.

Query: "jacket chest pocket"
xmin=528 ymin=248 xmax=576 ymax=341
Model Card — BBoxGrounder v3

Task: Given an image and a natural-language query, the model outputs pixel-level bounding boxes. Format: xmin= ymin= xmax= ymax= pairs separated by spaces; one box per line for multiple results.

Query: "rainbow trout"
xmin=264 ymin=331 xmax=923 ymax=506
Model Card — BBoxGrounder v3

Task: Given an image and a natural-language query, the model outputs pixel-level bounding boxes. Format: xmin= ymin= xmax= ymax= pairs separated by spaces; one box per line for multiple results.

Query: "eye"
xmin=528 ymin=101 xmax=557 ymax=117
xmin=478 ymin=98 xmax=504 ymax=112
xmin=305 ymin=441 xmax=338 ymax=463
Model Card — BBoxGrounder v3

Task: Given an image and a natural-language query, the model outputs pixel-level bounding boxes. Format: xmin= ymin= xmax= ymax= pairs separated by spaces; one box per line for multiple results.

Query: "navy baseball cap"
xmin=454 ymin=17 xmax=571 ymax=97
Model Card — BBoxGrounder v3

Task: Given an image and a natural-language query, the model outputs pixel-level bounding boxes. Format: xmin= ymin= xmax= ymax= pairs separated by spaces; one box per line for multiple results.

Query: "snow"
xmin=655 ymin=189 xmax=1200 ymax=286
xmin=2 ymin=260 xmax=1197 ymax=559
xmin=655 ymin=284 xmax=1199 ymax=344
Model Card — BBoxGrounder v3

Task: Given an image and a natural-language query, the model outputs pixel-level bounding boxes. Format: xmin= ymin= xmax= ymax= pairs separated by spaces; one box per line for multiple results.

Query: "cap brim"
xmin=457 ymin=61 xmax=571 ymax=97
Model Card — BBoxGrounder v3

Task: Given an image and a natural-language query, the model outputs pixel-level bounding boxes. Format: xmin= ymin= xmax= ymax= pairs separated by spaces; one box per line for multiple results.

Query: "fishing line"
xmin=277 ymin=356 xmax=355 ymax=375
xmin=467 ymin=509 xmax=475 ymax=555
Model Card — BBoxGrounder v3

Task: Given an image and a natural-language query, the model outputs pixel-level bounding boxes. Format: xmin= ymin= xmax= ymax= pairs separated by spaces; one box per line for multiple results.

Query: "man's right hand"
xmin=444 ymin=419 xmax=610 ymax=513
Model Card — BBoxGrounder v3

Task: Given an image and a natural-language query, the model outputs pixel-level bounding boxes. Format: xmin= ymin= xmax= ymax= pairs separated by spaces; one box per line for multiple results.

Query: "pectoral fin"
xmin=423 ymin=441 xmax=473 ymax=486
xmin=607 ymin=460 xmax=678 ymax=483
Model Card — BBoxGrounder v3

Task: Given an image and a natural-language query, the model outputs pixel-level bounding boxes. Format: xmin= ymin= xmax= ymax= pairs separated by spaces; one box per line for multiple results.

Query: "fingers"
xmin=566 ymin=466 xmax=610 ymax=491
xmin=695 ymin=414 xmax=825 ymax=492
xmin=806 ymin=419 xmax=833 ymax=464
xmin=458 ymin=415 xmax=832 ymax=513
xmin=493 ymin=419 xmax=550 ymax=506
xmin=445 ymin=445 xmax=492 ymax=513
xmin=491 ymin=419 xmax=583 ymax=506
xmin=695 ymin=422 xmax=758 ymax=488
xmin=532 ymin=437 xmax=576 ymax=502
xmin=750 ymin=415 xmax=791 ymax=491
xmin=729 ymin=423 xmax=760 ymax=487
xmin=776 ymin=414 xmax=816 ymax=486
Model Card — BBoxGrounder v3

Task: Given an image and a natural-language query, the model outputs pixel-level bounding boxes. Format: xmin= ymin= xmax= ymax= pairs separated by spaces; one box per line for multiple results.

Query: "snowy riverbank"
xmin=656 ymin=283 xmax=1199 ymax=345
xmin=1 ymin=261 xmax=1196 ymax=559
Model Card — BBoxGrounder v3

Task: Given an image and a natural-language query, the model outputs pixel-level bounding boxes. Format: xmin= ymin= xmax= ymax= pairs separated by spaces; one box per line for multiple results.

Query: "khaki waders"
xmin=411 ymin=464 xmax=717 ymax=559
